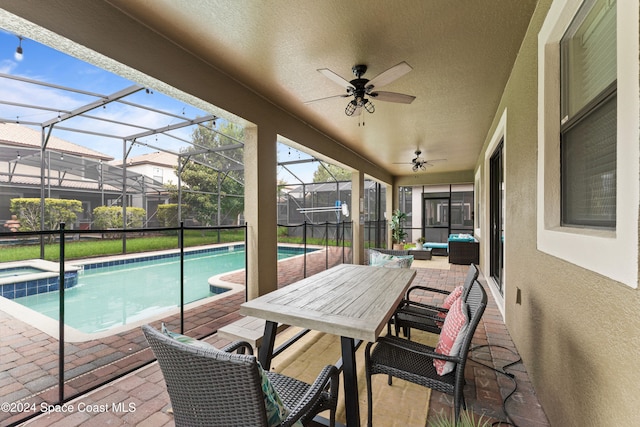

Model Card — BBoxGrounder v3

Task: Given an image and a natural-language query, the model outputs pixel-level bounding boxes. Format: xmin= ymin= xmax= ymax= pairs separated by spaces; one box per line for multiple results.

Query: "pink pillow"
xmin=433 ymin=296 xmax=469 ymax=375
xmin=437 ymin=286 xmax=464 ymax=321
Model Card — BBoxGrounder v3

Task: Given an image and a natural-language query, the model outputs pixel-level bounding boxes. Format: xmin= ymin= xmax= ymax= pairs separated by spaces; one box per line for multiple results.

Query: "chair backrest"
xmin=142 ymin=324 xmax=269 ymax=427
xmin=453 ymin=279 xmax=487 ymax=384
xmin=461 ymin=263 xmax=480 ymax=301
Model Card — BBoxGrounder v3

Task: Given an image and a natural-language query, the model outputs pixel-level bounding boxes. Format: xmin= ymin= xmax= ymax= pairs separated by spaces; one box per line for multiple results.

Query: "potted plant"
xmin=390 ymin=209 xmax=407 ymax=250
xmin=416 ymin=236 xmax=426 ymax=249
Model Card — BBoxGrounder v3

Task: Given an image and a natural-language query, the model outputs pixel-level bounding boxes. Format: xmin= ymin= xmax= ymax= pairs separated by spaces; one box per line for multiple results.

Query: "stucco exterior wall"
xmin=476 ymin=1 xmax=640 ymax=424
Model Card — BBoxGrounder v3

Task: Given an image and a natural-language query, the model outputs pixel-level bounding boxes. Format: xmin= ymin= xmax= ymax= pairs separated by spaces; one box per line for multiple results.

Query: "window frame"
xmin=537 ymin=0 xmax=639 ymax=288
xmin=559 ymin=1 xmax=617 ymax=229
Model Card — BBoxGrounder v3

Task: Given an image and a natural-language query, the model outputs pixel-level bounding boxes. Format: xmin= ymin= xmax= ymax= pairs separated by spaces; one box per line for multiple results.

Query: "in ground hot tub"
xmin=0 ymin=260 xmax=79 ymax=299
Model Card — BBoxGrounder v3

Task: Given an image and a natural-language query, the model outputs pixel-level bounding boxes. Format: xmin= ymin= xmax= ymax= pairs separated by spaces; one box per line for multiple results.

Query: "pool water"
xmin=11 ymin=247 xmax=307 ymax=334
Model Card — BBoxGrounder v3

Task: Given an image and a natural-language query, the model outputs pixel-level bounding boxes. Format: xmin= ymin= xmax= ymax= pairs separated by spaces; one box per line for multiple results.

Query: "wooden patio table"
xmin=240 ymin=263 xmax=416 ymax=427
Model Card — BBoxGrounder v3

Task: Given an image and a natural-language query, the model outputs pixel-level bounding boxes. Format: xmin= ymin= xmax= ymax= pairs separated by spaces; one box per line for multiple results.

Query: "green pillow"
xmin=369 ymin=250 xmax=414 ymax=268
xmin=161 ymin=323 xmax=217 ymax=351
xmin=259 ymin=364 xmax=304 ymax=427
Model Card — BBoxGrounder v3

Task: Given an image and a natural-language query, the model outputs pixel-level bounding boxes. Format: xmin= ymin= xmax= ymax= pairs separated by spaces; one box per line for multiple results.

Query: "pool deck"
xmin=1 ymin=249 xmax=550 ymax=427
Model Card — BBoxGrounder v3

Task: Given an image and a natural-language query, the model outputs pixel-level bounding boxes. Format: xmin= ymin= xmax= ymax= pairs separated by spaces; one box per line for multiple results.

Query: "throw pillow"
xmin=369 ymin=250 xmax=414 ymax=268
xmin=382 ymin=254 xmax=414 ymax=268
xmin=433 ymin=296 xmax=469 ymax=375
xmin=258 ymin=364 xmax=304 ymax=427
xmin=161 ymin=323 xmax=217 ymax=351
xmin=437 ymin=285 xmax=464 ymax=321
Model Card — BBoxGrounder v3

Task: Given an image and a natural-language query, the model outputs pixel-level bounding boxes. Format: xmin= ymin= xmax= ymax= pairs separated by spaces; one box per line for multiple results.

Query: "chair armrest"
xmin=395 ymin=305 xmax=445 ymax=324
xmin=220 ymin=340 xmax=254 ymax=355
xmin=399 ymin=299 xmax=449 ymax=314
xmin=406 ymin=285 xmax=450 ymax=300
xmin=280 ymin=365 xmax=340 ymax=427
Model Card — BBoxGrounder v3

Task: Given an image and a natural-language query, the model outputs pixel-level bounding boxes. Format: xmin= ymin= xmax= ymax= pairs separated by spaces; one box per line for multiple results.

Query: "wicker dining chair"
xmin=142 ymin=324 xmax=339 ymax=427
xmin=366 ymin=279 xmax=487 ymax=425
xmin=389 ymin=263 xmax=479 ymax=338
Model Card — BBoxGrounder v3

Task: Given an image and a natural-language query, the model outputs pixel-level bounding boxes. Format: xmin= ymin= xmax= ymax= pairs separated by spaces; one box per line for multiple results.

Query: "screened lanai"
xmin=0 ymin=66 xmax=246 ymax=229
xmin=0 ymin=48 xmax=363 ymax=231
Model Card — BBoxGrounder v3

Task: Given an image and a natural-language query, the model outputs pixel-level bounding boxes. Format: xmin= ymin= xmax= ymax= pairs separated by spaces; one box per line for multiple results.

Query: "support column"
xmin=244 ymin=124 xmax=278 ymax=299
xmin=351 ymin=171 xmax=365 ymax=265
xmin=386 ymin=182 xmax=394 ymax=249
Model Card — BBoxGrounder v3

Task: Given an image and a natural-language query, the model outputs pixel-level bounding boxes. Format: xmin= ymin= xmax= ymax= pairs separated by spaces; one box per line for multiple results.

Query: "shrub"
xmin=92 ymin=206 xmax=146 ymax=230
xmin=10 ymin=198 xmax=83 ymax=231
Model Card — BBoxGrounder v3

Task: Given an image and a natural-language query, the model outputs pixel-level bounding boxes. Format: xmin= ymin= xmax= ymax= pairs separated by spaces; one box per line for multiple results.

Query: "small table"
xmin=240 ymin=264 xmax=416 ymax=427
xmin=409 ymin=248 xmax=432 ymax=260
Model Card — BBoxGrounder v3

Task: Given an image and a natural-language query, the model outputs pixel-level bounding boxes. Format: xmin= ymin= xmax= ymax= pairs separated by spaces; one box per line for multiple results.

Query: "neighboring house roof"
xmin=0 ymin=123 xmax=114 ymax=161
xmin=110 ymin=151 xmax=178 ymax=168
xmin=0 ymin=124 xmax=167 ymax=194
xmin=0 ymin=163 xmax=121 ymax=192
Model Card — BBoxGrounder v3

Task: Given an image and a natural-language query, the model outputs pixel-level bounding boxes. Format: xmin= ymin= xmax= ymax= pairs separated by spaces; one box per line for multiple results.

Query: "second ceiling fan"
xmin=394 ymin=150 xmax=447 ymax=172
xmin=309 ymin=61 xmax=416 ymax=116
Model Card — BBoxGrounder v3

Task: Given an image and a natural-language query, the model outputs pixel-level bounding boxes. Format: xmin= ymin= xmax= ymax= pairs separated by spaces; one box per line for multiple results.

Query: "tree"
xmin=156 ymin=204 xmax=180 ymax=228
xmin=169 ymin=120 xmax=245 ymax=226
xmin=312 ymin=163 xmax=351 ymax=183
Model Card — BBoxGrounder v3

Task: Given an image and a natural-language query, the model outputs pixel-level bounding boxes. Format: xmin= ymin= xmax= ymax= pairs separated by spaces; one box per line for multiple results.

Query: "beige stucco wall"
xmin=476 ymin=1 xmax=640 ymax=424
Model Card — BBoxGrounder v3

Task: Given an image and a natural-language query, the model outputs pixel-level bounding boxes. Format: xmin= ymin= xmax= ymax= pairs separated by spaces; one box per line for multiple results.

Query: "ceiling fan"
xmin=307 ymin=61 xmax=416 ymax=116
xmin=395 ymin=150 xmax=447 ymax=172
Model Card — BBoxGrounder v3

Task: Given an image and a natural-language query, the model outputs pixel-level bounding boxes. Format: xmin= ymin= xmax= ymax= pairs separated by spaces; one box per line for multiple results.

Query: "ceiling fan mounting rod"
xmin=352 ymin=64 xmax=367 ymax=78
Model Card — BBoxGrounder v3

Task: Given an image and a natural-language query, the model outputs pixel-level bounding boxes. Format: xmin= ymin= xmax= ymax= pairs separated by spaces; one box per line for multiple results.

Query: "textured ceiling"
xmin=6 ymin=0 xmax=539 ymax=178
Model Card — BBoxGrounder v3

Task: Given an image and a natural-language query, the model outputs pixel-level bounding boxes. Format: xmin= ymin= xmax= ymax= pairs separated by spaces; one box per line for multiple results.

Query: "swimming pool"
xmin=7 ymin=245 xmax=313 ymax=335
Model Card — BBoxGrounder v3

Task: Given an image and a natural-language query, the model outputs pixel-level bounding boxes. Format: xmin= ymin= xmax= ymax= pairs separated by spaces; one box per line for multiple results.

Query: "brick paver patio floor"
xmin=1 ymin=248 xmax=549 ymax=426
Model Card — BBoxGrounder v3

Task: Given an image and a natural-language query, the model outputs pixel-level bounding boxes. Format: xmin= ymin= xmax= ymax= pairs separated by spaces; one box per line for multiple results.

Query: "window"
xmin=560 ymin=0 xmax=616 ymax=228
xmin=538 ymin=0 xmax=639 ymax=288
xmin=153 ymin=167 xmax=163 ymax=183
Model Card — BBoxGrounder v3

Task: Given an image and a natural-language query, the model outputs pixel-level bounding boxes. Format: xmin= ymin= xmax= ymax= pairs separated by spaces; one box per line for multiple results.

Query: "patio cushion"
xmin=423 ymin=242 xmax=448 ymax=249
xmin=448 ymin=233 xmax=476 ymax=242
xmin=369 ymin=250 xmax=414 ymax=268
xmin=160 ymin=324 xmax=299 ymax=427
xmin=433 ymin=296 xmax=469 ymax=375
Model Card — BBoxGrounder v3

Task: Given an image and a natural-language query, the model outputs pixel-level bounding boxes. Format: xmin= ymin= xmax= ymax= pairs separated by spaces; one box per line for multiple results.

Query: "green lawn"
xmin=0 ymin=229 xmax=246 ymax=263
xmin=0 ymin=229 xmax=355 ymax=263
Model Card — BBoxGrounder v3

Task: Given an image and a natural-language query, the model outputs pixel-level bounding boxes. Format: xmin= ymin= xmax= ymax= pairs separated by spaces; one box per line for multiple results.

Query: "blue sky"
xmin=0 ymin=30 xmax=318 ymax=183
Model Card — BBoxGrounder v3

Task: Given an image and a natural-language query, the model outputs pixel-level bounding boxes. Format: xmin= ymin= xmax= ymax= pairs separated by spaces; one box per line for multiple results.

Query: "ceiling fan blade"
xmin=317 ymin=68 xmax=355 ymax=89
xmin=366 ymin=61 xmax=413 ymax=89
xmin=304 ymin=93 xmax=350 ymax=104
xmin=371 ymin=91 xmax=416 ymax=104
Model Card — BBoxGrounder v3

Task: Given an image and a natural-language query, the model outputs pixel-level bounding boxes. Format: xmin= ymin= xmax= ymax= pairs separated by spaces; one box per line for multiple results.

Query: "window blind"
xmin=561 ymin=95 xmax=616 ymax=227
xmin=561 ymin=0 xmax=616 ymax=121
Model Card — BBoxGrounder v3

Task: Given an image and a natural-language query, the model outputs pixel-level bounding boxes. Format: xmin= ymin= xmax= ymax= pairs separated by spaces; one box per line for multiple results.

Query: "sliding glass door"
xmin=489 ymin=140 xmax=505 ymax=294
